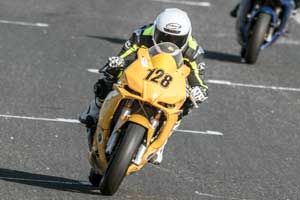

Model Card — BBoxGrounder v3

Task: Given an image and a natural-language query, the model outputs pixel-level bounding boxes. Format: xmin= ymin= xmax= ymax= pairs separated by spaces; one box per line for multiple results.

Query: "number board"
xmin=144 ymin=69 xmax=173 ymax=88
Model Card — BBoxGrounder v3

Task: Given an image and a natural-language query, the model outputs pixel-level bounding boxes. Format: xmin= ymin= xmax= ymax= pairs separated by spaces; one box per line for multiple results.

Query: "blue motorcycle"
xmin=236 ymin=0 xmax=294 ymax=64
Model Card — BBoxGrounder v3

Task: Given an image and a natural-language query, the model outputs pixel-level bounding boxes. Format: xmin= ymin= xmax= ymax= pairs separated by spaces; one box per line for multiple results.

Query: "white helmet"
xmin=153 ymin=8 xmax=192 ymax=50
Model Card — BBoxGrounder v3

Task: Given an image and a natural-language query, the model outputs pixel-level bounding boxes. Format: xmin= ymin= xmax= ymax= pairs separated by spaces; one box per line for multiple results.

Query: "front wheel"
xmin=99 ymin=123 xmax=145 ymax=195
xmin=244 ymin=13 xmax=272 ymax=64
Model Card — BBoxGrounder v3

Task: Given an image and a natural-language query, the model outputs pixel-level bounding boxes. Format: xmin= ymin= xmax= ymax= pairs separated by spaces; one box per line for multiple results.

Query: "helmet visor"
xmin=154 ymin=27 xmax=188 ymax=49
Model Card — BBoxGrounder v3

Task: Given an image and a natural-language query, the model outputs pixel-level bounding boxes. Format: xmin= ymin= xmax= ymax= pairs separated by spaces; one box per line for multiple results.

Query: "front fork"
xmin=132 ymin=110 xmax=162 ymax=165
xmin=104 ymin=99 xmax=166 ymax=166
xmin=105 ymin=100 xmax=133 ymax=155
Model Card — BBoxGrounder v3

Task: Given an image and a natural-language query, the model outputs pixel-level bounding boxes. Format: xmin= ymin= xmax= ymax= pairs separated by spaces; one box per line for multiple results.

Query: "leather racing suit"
xmin=94 ymin=24 xmax=208 ymax=119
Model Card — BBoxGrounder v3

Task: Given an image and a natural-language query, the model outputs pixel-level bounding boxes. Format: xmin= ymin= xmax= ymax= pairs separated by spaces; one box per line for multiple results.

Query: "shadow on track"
xmin=0 ymin=168 xmax=99 ymax=195
xmin=85 ymin=35 xmax=126 ymax=44
xmin=204 ymin=50 xmax=242 ymax=63
xmin=85 ymin=35 xmax=242 ymax=64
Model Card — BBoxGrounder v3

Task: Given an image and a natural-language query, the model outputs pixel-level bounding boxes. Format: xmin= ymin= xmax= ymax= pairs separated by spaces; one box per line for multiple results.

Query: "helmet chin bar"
xmin=152 ymin=27 xmax=190 ymax=51
xmin=152 ymin=37 xmax=188 ymax=52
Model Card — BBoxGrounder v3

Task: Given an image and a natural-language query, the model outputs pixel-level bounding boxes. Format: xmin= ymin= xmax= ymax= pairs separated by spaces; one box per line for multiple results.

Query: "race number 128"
xmin=145 ymin=69 xmax=172 ymax=87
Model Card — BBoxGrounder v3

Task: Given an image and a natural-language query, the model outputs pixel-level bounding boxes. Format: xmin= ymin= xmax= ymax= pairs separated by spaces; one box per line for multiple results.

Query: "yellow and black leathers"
xmin=107 ymin=24 xmax=208 ymax=92
xmin=94 ymin=24 xmax=208 ymax=117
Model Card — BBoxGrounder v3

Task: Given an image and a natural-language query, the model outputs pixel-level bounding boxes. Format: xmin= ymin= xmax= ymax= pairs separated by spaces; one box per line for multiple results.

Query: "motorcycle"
xmin=87 ymin=42 xmax=196 ymax=195
xmin=236 ymin=0 xmax=293 ymax=64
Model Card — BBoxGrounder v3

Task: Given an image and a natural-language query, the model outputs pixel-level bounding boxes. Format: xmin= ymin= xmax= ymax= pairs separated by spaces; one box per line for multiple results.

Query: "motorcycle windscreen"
xmin=151 ymin=54 xmax=177 ymax=74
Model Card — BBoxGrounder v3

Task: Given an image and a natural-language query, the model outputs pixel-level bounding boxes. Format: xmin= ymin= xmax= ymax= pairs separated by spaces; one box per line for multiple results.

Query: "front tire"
xmin=99 ymin=123 xmax=145 ymax=195
xmin=244 ymin=13 xmax=271 ymax=64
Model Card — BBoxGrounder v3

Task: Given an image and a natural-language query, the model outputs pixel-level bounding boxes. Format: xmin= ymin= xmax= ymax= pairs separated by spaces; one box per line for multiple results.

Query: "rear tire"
xmin=244 ymin=13 xmax=271 ymax=64
xmin=99 ymin=123 xmax=145 ymax=195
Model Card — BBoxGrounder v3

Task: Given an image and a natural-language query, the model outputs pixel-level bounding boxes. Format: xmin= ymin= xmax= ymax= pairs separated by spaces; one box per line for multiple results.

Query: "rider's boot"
xmin=79 ymin=97 xmax=102 ymax=127
xmin=79 ymin=97 xmax=103 ymax=149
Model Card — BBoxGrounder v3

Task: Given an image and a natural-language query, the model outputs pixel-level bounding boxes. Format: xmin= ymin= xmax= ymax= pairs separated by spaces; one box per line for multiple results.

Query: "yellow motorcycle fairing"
xmin=89 ymin=46 xmax=190 ymax=175
xmin=124 ymin=51 xmax=187 ymax=107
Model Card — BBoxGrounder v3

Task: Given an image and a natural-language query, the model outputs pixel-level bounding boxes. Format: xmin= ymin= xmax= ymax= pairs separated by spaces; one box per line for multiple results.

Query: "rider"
xmin=230 ymin=0 xmax=299 ymax=20
xmin=79 ymin=8 xmax=208 ymax=164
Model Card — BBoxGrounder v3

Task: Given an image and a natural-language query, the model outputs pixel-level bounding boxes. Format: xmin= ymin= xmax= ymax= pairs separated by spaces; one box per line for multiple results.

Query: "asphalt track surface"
xmin=1 ymin=0 xmax=300 ymax=199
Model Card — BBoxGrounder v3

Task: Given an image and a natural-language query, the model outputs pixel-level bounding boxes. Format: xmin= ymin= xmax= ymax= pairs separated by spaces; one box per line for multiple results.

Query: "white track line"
xmin=176 ymin=129 xmax=223 ymax=136
xmin=0 ymin=20 xmax=49 ymax=27
xmin=0 ymin=177 xmax=90 ymax=185
xmin=0 ymin=114 xmax=222 ymax=136
xmin=195 ymin=191 xmax=227 ymax=199
xmin=277 ymin=38 xmax=300 ymax=45
xmin=195 ymin=191 xmax=252 ymax=200
xmin=150 ymin=0 xmax=211 ymax=7
xmin=87 ymin=69 xmax=300 ymax=92
xmin=0 ymin=114 xmax=80 ymax=124
xmin=207 ymin=79 xmax=300 ymax=92
xmin=87 ymin=69 xmax=100 ymax=73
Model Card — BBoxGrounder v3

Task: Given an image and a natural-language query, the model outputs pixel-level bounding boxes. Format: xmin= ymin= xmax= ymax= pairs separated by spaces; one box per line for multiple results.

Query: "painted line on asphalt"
xmin=0 ymin=19 xmax=49 ymax=27
xmin=207 ymin=79 xmax=300 ymax=92
xmin=87 ymin=69 xmax=300 ymax=92
xmin=195 ymin=191 xmax=252 ymax=200
xmin=87 ymin=69 xmax=100 ymax=73
xmin=0 ymin=114 xmax=80 ymax=124
xmin=195 ymin=191 xmax=228 ymax=199
xmin=277 ymin=38 xmax=300 ymax=45
xmin=0 ymin=176 xmax=90 ymax=185
xmin=150 ymin=0 xmax=211 ymax=7
xmin=176 ymin=129 xmax=223 ymax=136
xmin=0 ymin=114 xmax=222 ymax=136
